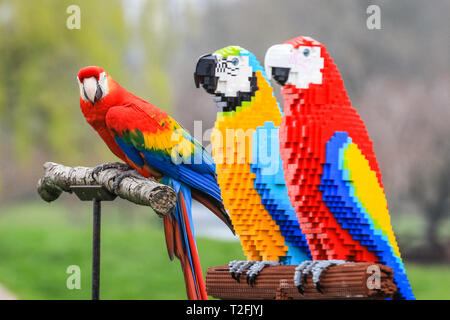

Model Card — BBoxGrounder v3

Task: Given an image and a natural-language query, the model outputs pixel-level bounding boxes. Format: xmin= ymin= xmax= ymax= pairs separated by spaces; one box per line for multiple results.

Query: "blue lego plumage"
xmin=319 ymin=131 xmax=415 ymax=299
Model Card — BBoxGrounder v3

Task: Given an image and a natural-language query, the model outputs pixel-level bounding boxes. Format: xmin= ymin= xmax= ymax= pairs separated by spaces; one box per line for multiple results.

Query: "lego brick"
xmin=265 ymin=36 xmax=414 ymax=299
xmin=205 ymin=47 xmax=312 ymax=263
xmin=206 ymin=263 xmax=396 ymax=300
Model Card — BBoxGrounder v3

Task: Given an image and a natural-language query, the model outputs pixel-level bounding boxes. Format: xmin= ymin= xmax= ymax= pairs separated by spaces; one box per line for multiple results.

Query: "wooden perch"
xmin=37 ymin=162 xmax=177 ymax=216
xmin=206 ymin=263 xmax=397 ymax=300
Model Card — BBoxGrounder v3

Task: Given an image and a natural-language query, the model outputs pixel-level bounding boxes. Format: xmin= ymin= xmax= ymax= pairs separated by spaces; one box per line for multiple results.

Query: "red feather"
xmin=163 ymin=216 xmax=175 ymax=261
xmin=171 ymin=216 xmax=199 ymax=299
xmin=179 ymin=192 xmax=208 ymax=300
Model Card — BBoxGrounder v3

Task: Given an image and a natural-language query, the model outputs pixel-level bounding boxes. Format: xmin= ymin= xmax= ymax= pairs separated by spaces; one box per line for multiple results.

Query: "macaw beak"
xmin=194 ymin=54 xmax=219 ymax=94
xmin=82 ymin=77 xmax=103 ymax=105
xmin=265 ymin=43 xmax=293 ymax=86
xmin=271 ymin=67 xmax=290 ymax=86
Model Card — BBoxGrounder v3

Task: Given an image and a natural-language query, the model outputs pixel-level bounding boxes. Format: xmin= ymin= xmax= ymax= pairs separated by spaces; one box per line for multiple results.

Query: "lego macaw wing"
xmin=251 ymin=121 xmax=311 ymax=264
xmin=319 ymin=131 xmax=414 ymax=299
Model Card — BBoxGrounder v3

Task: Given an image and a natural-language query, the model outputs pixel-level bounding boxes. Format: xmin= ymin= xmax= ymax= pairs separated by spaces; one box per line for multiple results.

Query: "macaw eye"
xmin=303 ymin=48 xmax=310 ymax=57
xmin=231 ymin=57 xmax=239 ymax=66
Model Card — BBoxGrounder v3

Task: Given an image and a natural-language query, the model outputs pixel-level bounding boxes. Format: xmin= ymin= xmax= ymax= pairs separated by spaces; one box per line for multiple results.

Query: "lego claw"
xmin=297 ymin=285 xmax=304 ymax=295
xmin=228 ymin=260 xmax=254 ymax=283
xmin=315 ymin=282 xmax=324 ymax=294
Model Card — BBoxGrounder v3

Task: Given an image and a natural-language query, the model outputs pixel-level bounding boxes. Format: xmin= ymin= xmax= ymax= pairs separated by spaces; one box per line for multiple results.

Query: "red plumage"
xmin=279 ymin=37 xmax=380 ymax=261
xmin=77 ymin=66 xmax=231 ymax=300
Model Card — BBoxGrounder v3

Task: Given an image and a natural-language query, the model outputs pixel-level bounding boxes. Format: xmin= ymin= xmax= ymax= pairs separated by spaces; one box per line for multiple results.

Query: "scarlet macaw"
xmin=265 ymin=36 xmax=414 ymax=299
xmin=77 ymin=66 xmax=234 ymax=300
xmin=194 ymin=46 xmax=311 ymax=283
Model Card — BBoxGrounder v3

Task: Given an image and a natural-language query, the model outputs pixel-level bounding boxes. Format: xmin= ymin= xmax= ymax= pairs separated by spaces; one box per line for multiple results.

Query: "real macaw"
xmin=76 ymin=66 xmax=234 ymax=300
xmin=265 ymin=36 xmax=414 ymax=299
xmin=194 ymin=46 xmax=311 ymax=283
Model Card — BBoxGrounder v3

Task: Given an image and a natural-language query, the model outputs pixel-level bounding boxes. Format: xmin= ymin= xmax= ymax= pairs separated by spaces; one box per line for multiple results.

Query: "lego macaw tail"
xmin=162 ymin=178 xmax=207 ymax=300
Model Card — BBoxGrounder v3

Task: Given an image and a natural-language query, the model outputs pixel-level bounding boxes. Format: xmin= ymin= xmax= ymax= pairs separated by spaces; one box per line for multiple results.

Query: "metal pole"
xmin=92 ymin=198 xmax=101 ymax=300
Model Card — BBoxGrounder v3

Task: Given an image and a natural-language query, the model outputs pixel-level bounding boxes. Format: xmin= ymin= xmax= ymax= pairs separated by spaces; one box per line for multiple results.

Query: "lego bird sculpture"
xmin=195 ymin=46 xmax=311 ymax=283
xmin=77 ymin=66 xmax=234 ymax=300
xmin=265 ymin=36 xmax=414 ymax=299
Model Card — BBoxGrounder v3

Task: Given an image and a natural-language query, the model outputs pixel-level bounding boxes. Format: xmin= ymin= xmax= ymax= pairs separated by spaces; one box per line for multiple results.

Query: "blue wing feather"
xmin=114 ymin=134 xmax=223 ymax=202
xmin=319 ymin=131 xmax=414 ymax=299
xmin=251 ymin=122 xmax=311 ymax=264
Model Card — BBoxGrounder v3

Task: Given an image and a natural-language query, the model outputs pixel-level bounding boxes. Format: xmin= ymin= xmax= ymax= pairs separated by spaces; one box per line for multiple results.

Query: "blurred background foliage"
xmin=0 ymin=0 xmax=177 ymax=171
xmin=0 ymin=0 xmax=448 ymax=299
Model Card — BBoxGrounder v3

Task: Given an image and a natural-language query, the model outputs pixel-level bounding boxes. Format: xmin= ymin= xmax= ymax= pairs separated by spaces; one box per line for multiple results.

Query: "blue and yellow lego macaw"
xmin=194 ymin=46 xmax=311 ymax=283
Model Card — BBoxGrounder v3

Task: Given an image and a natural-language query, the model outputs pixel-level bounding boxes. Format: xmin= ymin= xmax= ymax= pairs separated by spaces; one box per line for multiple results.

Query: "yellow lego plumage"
xmin=344 ymin=143 xmax=401 ymax=258
xmin=211 ymin=71 xmax=287 ymax=260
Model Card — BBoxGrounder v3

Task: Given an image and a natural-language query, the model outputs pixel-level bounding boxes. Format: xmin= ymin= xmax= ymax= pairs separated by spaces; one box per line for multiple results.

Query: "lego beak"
xmin=271 ymin=67 xmax=291 ymax=86
xmin=265 ymin=43 xmax=293 ymax=86
xmin=194 ymin=54 xmax=219 ymax=94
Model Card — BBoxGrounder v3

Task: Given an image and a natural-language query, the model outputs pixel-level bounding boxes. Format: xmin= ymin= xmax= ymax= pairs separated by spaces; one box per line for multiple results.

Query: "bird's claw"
xmin=228 ymin=260 xmax=279 ymax=286
xmin=246 ymin=261 xmax=280 ymax=286
xmin=294 ymin=260 xmax=348 ymax=294
xmin=230 ymin=271 xmax=241 ymax=282
xmin=92 ymin=162 xmax=132 ymax=179
xmin=228 ymin=260 xmax=254 ymax=284
xmin=315 ymin=282 xmax=324 ymax=294
xmin=111 ymin=170 xmax=144 ymax=192
xmin=247 ymin=275 xmax=256 ymax=286
xmin=297 ymin=285 xmax=304 ymax=295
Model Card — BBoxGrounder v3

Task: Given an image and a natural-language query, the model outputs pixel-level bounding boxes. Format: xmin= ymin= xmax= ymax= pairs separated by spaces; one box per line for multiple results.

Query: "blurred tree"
xmin=407 ymin=78 xmax=450 ymax=256
xmin=0 ymin=0 xmax=127 ymax=164
xmin=0 ymin=0 xmax=179 ymax=198
xmin=356 ymin=75 xmax=450 ymax=256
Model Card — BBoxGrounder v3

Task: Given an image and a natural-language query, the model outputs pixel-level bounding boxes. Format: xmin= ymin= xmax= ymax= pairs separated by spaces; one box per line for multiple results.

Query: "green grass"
xmin=405 ymin=264 xmax=450 ymax=300
xmin=0 ymin=201 xmax=448 ymax=299
xmin=0 ymin=200 xmax=244 ymax=299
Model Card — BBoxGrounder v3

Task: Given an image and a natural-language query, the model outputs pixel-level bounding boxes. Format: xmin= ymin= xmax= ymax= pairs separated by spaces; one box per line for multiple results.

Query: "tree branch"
xmin=37 ymin=162 xmax=177 ymax=216
xmin=206 ymin=263 xmax=397 ymax=300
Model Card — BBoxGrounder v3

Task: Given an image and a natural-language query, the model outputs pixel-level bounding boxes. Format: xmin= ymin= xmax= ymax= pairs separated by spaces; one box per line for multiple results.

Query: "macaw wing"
xmin=319 ymin=131 xmax=414 ymax=299
xmin=251 ymin=121 xmax=311 ymax=264
xmin=104 ymin=104 xmax=222 ymax=202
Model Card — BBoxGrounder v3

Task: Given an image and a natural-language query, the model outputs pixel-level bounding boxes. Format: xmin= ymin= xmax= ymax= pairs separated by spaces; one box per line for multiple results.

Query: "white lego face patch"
xmin=265 ymin=44 xmax=324 ymax=89
xmin=213 ymin=54 xmax=253 ymax=97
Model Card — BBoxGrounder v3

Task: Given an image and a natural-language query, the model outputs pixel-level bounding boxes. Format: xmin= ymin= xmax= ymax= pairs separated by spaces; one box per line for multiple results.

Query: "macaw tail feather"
xmin=192 ymin=189 xmax=235 ymax=235
xmin=162 ymin=179 xmax=208 ymax=300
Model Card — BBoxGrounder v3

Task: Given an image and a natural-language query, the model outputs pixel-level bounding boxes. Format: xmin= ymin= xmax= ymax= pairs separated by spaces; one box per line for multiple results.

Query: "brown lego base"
xmin=206 ymin=262 xmax=397 ymax=300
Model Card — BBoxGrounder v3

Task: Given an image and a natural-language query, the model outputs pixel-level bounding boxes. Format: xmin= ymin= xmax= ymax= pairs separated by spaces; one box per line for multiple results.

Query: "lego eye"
xmin=231 ymin=57 xmax=239 ymax=66
xmin=303 ymin=48 xmax=310 ymax=57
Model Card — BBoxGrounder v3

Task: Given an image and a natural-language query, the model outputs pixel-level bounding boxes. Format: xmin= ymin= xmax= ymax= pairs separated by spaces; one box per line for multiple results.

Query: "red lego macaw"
xmin=76 ymin=66 xmax=234 ymax=300
xmin=265 ymin=36 xmax=414 ymax=299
